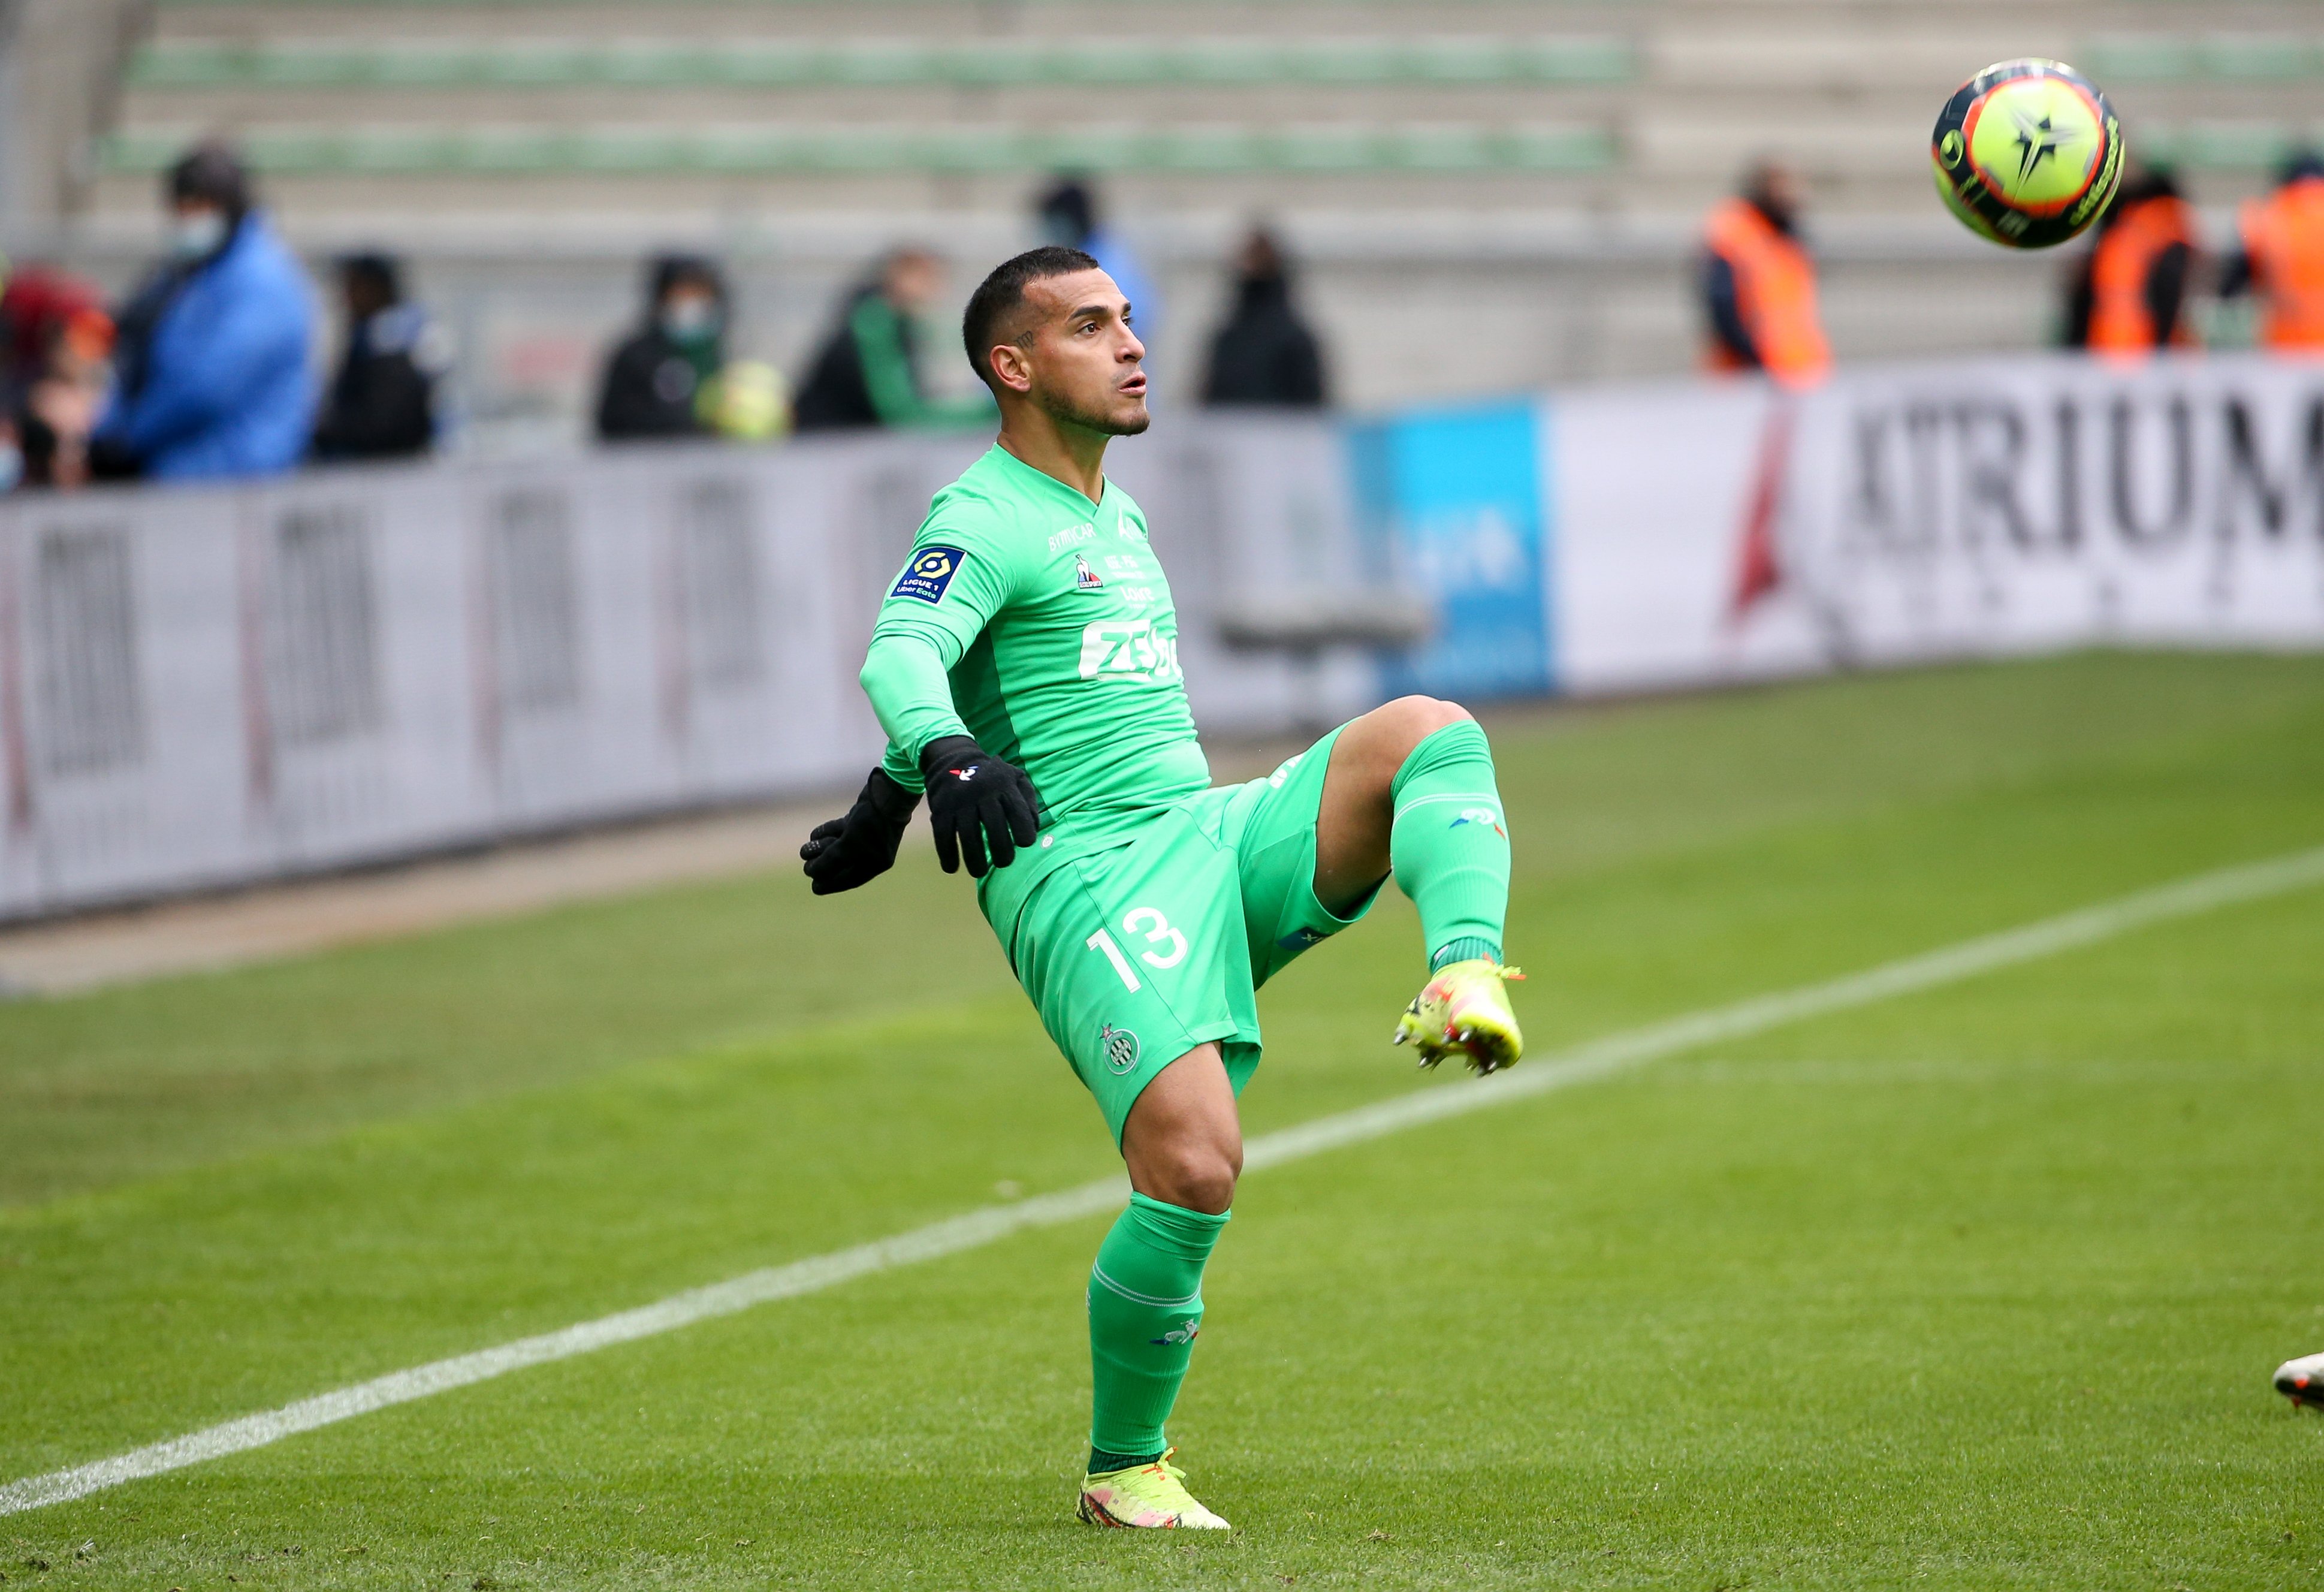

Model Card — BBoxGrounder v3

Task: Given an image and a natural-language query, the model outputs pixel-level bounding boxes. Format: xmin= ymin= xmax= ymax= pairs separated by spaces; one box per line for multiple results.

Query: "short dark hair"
xmin=961 ymin=245 xmax=1101 ymax=390
xmin=648 ymin=253 xmax=723 ymax=307
xmin=338 ymin=251 xmax=402 ymax=301
xmin=166 ymin=140 xmax=249 ymax=221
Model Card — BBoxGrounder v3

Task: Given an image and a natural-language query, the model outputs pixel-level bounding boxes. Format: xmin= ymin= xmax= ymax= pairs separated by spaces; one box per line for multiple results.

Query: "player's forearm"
xmin=859 ymin=630 xmax=971 ymax=789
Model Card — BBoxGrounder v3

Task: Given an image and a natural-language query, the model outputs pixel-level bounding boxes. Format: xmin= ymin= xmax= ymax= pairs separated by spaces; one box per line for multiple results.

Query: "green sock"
xmin=1388 ymin=719 xmax=1511 ymax=970
xmin=1087 ymin=1193 xmax=1229 ymax=1469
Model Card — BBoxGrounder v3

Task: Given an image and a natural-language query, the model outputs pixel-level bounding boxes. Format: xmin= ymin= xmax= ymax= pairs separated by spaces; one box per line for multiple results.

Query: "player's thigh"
xmin=1011 ymin=820 xmax=1255 ymax=1147
xmin=1220 ymin=725 xmax=1387 ymax=988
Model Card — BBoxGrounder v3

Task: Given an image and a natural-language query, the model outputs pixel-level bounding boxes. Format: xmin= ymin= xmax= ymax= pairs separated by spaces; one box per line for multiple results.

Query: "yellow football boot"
xmin=1394 ymin=958 xmax=1525 ymax=1075
xmin=1076 ymin=1448 xmax=1231 ymax=1530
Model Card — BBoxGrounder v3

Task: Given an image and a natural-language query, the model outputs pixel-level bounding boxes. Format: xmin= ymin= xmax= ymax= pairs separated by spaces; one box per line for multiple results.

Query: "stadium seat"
xmin=99 ymin=120 xmax=1619 ymax=177
xmin=125 ymin=37 xmax=1640 ymax=92
xmin=2082 ymin=33 xmax=2324 ymax=83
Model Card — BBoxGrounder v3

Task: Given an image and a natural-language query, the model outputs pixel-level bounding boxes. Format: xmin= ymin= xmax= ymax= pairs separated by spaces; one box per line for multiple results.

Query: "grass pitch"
xmin=2 ymin=650 xmax=2321 ymax=1590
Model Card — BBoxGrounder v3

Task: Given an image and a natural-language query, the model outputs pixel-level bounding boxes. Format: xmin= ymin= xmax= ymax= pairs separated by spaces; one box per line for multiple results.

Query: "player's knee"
xmin=1158 ymin=1142 xmax=1240 ymax=1215
xmin=1373 ymin=695 xmax=1473 ymax=763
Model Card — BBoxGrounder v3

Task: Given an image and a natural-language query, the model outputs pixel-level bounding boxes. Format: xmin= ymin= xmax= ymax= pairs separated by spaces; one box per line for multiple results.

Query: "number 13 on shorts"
xmin=1086 ymin=906 xmax=1188 ymax=992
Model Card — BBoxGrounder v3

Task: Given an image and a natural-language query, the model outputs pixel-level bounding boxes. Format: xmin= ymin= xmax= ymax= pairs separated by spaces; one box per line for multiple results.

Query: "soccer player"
xmin=800 ymin=245 xmax=1523 ymax=1529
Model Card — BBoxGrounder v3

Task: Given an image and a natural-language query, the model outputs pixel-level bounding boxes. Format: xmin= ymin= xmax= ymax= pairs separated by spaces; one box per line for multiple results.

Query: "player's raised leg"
xmin=1316 ymin=696 xmax=1524 ymax=1073
xmin=1077 ymin=1045 xmax=1238 ymax=1529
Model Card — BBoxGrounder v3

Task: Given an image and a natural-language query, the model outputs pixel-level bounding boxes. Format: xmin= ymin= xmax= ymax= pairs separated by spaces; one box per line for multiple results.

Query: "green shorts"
xmin=998 ymin=725 xmax=1381 ymax=1144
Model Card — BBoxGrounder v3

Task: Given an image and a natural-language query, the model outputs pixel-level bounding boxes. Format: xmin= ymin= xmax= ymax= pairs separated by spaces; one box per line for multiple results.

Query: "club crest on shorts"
xmin=1100 ymin=1023 xmax=1140 ymax=1074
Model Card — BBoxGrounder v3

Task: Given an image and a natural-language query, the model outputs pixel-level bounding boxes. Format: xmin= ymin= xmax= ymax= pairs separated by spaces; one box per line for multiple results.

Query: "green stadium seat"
xmin=2081 ymin=33 xmax=2324 ymax=84
xmin=126 ymin=36 xmax=1638 ymax=92
xmin=99 ymin=120 xmax=1619 ymax=176
xmin=2197 ymin=35 xmax=2324 ymax=82
xmin=2137 ymin=121 xmax=2322 ymax=170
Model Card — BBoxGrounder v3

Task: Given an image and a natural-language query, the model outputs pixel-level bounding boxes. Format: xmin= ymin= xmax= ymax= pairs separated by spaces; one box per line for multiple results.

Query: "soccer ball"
xmin=698 ymin=359 xmax=791 ymax=441
xmin=1931 ymin=59 xmax=2123 ymax=249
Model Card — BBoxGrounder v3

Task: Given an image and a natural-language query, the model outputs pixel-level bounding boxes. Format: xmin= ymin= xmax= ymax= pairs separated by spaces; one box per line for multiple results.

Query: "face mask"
xmin=171 ymin=210 xmax=229 ymax=261
xmin=662 ymin=297 xmax=721 ymax=342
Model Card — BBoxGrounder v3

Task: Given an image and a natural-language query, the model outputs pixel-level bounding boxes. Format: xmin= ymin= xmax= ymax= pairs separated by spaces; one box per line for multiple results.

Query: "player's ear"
xmin=987 ymin=339 xmax=1035 ymax=395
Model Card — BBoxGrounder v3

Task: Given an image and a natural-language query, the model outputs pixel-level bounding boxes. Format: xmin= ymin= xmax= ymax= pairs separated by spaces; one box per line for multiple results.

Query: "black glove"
xmin=799 ymin=767 xmax=919 ymax=896
xmin=917 ymin=735 xmax=1040 ymax=878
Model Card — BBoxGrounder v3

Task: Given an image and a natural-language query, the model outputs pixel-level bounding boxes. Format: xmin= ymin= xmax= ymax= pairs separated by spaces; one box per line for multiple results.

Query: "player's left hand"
xmin=800 ymin=768 xmax=919 ymax=895
xmin=917 ymin=735 xmax=1040 ymax=878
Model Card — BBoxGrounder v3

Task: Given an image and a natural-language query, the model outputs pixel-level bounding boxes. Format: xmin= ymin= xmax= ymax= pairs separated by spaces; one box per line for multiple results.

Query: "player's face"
xmin=1017 ymin=270 xmax=1149 ymax=436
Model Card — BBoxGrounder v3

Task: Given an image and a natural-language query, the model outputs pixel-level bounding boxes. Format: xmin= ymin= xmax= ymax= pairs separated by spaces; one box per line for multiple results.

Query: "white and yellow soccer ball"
xmin=698 ymin=359 xmax=792 ymax=441
xmin=1931 ymin=58 xmax=2124 ymax=249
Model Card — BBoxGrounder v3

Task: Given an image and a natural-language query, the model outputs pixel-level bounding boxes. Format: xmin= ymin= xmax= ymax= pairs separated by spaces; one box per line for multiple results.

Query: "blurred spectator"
xmin=2219 ymin=148 xmax=2324 ymax=352
xmin=90 ymin=141 xmax=316 ymax=483
xmin=2063 ymin=165 xmax=2199 ymax=355
xmin=793 ymin=248 xmax=992 ymax=433
xmin=596 ymin=255 xmax=726 ymax=442
xmin=1700 ymin=159 xmax=1831 ymax=387
xmin=2 ymin=266 xmax=106 ymax=396
xmin=18 ymin=306 xmax=116 ymax=490
xmin=1036 ymin=177 xmax=1161 ymax=363
xmin=312 ymin=252 xmax=444 ymax=462
xmin=1 ymin=265 xmax=114 ymax=490
xmin=1200 ymin=227 xmax=1327 ymax=408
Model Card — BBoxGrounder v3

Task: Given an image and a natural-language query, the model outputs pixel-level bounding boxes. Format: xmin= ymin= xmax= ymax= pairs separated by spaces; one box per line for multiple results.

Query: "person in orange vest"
xmin=2063 ymin=165 xmax=2200 ymax=355
xmin=1700 ymin=159 xmax=1832 ymax=387
xmin=2220 ymin=149 xmax=2324 ymax=352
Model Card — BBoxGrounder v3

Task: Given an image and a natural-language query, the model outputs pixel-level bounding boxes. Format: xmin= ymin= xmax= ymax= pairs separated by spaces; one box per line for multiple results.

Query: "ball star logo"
xmin=2007 ymin=104 xmax=2076 ymax=188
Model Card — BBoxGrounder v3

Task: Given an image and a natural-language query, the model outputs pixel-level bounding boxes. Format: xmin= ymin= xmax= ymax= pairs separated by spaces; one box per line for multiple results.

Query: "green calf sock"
xmin=1087 ymin=1193 xmax=1230 ymax=1468
xmin=1388 ymin=719 xmax=1511 ymax=970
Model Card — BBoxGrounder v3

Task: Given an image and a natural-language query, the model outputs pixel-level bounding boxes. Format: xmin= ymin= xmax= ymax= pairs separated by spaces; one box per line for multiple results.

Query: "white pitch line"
xmin=6 ymin=841 xmax=2322 ymax=1517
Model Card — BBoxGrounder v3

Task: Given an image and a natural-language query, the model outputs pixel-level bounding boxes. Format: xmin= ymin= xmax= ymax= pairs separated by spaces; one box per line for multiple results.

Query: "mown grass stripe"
xmin=5 ymin=841 xmax=2320 ymax=1518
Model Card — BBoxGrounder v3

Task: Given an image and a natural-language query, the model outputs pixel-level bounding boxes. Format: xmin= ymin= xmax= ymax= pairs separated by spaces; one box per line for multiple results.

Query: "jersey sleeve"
xmin=862 ymin=632 xmax=959 ymax=791
xmin=862 ymin=497 xmax=1022 ymax=783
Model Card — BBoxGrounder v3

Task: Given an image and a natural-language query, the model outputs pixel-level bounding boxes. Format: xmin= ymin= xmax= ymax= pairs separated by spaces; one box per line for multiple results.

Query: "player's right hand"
xmin=799 ymin=767 xmax=919 ymax=895
xmin=917 ymin=735 xmax=1040 ymax=878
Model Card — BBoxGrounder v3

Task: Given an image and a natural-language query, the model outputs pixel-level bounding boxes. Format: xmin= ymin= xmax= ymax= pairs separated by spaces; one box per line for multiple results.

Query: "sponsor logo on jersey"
xmin=1149 ymin=1319 xmax=1200 ymax=1347
xmin=1276 ymin=925 xmax=1329 ymax=952
xmin=1075 ymin=552 xmax=1104 ymax=592
xmin=1078 ymin=619 xmax=1182 ymax=683
xmin=890 ymin=545 xmax=968 ymax=604
xmin=1048 ymin=521 xmax=1096 ymax=554
xmin=1100 ymin=1023 xmax=1140 ymax=1074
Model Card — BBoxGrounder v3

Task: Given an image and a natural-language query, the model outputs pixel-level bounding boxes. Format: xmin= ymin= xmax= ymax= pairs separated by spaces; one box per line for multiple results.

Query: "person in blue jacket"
xmin=90 ymin=142 xmax=316 ymax=483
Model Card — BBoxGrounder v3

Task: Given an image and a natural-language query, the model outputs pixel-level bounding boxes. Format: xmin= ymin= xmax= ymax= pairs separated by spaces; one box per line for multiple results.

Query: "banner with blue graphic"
xmin=1348 ymin=400 xmax=1553 ymax=700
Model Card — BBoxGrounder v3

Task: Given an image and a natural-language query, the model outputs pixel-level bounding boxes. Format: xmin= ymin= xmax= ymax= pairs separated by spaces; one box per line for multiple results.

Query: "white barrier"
xmin=1546 ymin=353 xmax=2324 ymax=693
xmin=0 ymin=420 xmax=1375 ymax=920
xmin=5 ymin=358 xmax=2320 ymax=920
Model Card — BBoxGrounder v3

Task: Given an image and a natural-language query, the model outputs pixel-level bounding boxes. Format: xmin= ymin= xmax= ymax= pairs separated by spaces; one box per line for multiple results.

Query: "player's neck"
xmin=996 ymin=406 xmax=1110 ymax=506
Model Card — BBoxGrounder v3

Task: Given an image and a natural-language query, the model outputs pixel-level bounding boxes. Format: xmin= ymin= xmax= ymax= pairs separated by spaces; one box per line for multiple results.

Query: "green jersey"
xmin=862 ymin=445 xmax=1212 ymax=915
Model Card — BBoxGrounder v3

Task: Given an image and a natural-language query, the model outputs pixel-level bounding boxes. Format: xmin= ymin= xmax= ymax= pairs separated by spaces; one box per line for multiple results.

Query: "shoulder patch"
xmin=891 ymin=545 xmax=970 ymax=604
